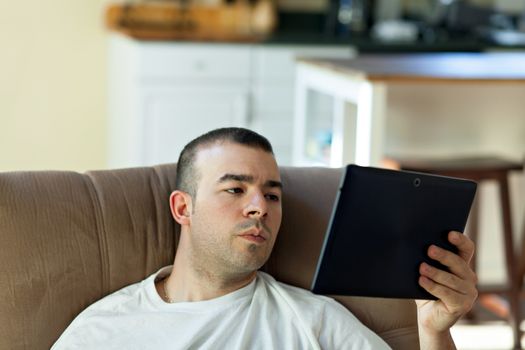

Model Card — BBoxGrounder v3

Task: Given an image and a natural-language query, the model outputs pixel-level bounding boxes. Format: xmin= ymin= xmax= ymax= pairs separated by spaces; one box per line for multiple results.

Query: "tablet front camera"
xmin=413 ymin=178 xmax=422 ymax=187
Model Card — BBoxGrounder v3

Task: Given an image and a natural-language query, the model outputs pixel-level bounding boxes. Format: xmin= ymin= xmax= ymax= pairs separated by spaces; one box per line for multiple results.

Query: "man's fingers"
xmin=420 ymin=231 xmax=478 ymax=316
xmin=448 ymin=231 xmax=475 ymax=264
xmin=420 ymin=262 xmax=465 ymax=294
xmin=418 ymin=275 xmax=457 ymax=302
xmin=420 ymin=262 xmax=475 ymax=295
xmin=418 ymin=275 xmax=477 ymax=314
xmin=416 ymin=231 xmax=479 ymax=335
xmin=427 ymin=244 xmax=476 ymax=281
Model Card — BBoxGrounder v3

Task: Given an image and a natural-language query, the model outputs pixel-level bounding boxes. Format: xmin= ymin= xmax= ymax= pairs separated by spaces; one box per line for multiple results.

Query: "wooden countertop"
xmin=298 ymin=53 xmax=525 ymax=83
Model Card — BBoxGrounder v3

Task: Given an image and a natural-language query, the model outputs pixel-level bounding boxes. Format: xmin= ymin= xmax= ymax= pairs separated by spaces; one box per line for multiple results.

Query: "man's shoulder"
xmin=89 ymin=279 xmax=146 ymax=312
xmin=257 ymin=271 xmax=330 ymax=299
xmin=51 ymin=270 xmax=161 ymax=349
xmin=62 ymin=276 xmax=149 ymax=329
xmin=87 ymin=266 xmax=169 ymax=314
xmin=256 ymin=272 xmax=391 ymax=349
xmin=256 ymin=271 xmax=346 ymax=313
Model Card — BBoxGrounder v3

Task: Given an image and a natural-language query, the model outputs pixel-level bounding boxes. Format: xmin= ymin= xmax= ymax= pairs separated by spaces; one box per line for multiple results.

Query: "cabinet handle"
xmin=233 ymin=93 xmax=252 ymax=127
xmin=246 ymin=92 xmax=253 ymax=125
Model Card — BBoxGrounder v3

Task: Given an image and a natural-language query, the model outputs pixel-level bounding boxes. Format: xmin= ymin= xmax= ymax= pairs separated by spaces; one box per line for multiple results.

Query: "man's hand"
xmin=416 ymin=231 xmax=478 ymax=349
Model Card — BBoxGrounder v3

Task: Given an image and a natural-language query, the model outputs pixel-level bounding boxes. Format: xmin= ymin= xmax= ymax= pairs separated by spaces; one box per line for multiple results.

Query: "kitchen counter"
xmin=293 ymin=52 xmax=525 ymax=167
xmin=297 ymin=52 xmax=525 ymax=82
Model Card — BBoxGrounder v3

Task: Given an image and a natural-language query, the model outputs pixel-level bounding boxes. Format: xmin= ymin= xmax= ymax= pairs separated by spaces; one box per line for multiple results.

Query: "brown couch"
xmin=0 ymin=164 xmax=419 ymax=349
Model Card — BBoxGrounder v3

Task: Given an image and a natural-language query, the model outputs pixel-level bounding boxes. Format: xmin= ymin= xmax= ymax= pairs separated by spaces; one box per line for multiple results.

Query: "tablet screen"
xmin=311 ymin=165 xmax=477 ymax=299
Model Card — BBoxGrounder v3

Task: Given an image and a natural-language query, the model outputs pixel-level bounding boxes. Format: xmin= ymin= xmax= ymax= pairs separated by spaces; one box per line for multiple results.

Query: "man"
xmin=53 ymin=127 xmax=477 ymax=349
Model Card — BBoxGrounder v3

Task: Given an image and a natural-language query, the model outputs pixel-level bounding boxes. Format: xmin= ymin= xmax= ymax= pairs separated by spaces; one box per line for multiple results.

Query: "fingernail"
xmin=419 ymin=276 xmax=431 ymax=285
xmin=421 ymin=263 xmax=431 ymax=273
xmin=429 ymin=245 xmax=440 ymax=258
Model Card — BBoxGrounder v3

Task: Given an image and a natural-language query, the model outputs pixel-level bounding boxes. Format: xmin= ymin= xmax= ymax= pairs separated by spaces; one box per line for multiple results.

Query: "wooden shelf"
xmin=105 ymin=1 xmax=276 ymax=42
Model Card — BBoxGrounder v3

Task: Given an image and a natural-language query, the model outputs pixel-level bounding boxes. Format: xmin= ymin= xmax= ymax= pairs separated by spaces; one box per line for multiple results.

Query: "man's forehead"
xmin=194 ymin=142 xmax=280 ymax=180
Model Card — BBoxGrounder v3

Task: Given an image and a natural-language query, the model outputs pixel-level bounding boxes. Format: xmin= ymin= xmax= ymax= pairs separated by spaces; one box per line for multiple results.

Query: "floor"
xmin=452 ymin=322 xmax=521 ymax=350
xmin=451 ymin=300 xmax=522 ymax=350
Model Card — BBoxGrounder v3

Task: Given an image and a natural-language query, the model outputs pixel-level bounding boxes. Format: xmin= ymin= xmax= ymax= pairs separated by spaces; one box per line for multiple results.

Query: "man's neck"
xmin=158 ymin=252 xmax=256 ymax=303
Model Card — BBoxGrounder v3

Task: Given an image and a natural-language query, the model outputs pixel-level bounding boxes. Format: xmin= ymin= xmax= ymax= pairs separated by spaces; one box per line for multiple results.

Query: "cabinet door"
xmin=141 ymin=86 xmax=250 ymax=166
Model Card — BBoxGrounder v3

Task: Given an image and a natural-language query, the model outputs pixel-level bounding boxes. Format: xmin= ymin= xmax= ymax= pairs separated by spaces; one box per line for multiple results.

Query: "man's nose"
xmin=243 ymin=191 xmax=268 ymax=218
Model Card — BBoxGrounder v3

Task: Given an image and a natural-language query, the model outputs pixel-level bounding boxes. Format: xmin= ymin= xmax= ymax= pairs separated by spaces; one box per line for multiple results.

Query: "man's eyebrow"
xmin=266 ymin=180 xmax=283 ymax=189
xmin=218 ymin=174 xmax=283 ymax=189
xmin=218 ymin=173 xmax=254 ymax=183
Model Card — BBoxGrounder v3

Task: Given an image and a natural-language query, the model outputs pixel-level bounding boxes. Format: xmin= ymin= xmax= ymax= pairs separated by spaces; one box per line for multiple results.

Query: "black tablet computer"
xmin=311 ymin=164 xmax=477 ymax=300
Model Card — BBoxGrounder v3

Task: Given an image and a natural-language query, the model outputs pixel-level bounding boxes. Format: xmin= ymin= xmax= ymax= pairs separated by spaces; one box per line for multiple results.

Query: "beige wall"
xmin=0 ymin=0 xmax=109 ymax=171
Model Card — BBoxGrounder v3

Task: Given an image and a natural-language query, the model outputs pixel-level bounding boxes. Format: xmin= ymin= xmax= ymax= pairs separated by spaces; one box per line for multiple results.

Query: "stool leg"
xmin=500 ymin=175 xmax=522 ymax=350
xmin=467 ymin=189 xmax=513 ymax=321
xmin=518 ymin=214 xmax=525 ymax=297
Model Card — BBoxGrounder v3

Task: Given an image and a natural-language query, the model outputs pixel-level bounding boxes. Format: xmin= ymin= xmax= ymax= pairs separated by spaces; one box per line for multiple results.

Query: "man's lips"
xmin=240 ymin=235 xmax=266 ymax=243
xmin=238 ymin=227 xmax=268 ymax=243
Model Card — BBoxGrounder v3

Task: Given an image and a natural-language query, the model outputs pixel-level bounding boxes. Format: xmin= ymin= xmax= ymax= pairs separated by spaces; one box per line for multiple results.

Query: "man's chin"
xmin=234 ymin=253 xmax=269 ymax=273
xmin=230 ymin=240 xmax=273 ymax=271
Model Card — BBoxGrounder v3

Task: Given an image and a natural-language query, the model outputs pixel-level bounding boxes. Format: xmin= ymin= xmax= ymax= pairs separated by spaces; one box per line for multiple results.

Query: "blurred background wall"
xmin=0 ymin=0 xmax=109 ymax=171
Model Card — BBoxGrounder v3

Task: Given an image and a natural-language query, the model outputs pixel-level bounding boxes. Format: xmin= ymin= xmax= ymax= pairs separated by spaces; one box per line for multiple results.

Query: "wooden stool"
xmin=395 ymin=156 xmax=524 ymax=350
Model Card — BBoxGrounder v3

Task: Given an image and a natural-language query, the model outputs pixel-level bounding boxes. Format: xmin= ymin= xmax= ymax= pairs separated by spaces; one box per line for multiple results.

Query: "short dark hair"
xmin=175 ymin=128 xmax=274 ymax=199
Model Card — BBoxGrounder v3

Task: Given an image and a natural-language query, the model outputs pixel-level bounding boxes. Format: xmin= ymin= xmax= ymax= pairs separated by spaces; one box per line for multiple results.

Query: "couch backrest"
xmin=0 ymin=165 xmax=419 ymax=349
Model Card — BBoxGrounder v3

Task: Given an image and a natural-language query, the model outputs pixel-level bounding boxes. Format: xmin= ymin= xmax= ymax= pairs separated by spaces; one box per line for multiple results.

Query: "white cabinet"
xmin=108 ymin=34 xmax=354 ymax=167
xmin=108 ymin=36 xmax=252 ymax=167
xmin=141 ymin=86 xmax=250 ymax=165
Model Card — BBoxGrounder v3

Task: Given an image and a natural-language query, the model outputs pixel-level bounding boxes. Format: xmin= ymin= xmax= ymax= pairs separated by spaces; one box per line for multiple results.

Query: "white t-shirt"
xmin=52 ymin=266 xmax=391 ymax=350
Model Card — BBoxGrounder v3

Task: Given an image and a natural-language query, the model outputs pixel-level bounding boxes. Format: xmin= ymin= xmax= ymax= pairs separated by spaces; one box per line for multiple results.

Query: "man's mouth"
xmin=239 ymin=234 xmax=266 ymax=243
xmin=238 ymin=227 xmax=267 ymax=243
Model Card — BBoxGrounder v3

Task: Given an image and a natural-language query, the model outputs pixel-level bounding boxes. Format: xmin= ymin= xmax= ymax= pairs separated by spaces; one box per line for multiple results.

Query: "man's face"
xmin=187 ymin=142 xmax=283 ymax=277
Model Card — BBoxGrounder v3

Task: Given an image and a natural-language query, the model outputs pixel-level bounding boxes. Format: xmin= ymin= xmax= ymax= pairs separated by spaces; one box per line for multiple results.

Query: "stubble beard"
xmin=188 ymin=219 xmax=274 ymax=283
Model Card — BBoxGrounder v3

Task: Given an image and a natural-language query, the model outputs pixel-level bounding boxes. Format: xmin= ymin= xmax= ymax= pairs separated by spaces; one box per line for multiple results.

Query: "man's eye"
xmin=226 ymin=188 xmax=243 ymax=194
xmin=265 ymin=194 xmax=280 ymax=202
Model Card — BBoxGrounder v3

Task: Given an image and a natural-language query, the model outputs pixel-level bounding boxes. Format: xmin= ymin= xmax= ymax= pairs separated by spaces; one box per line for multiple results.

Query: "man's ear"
xmin=169 ymin=190 xmax=192 ymax=226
